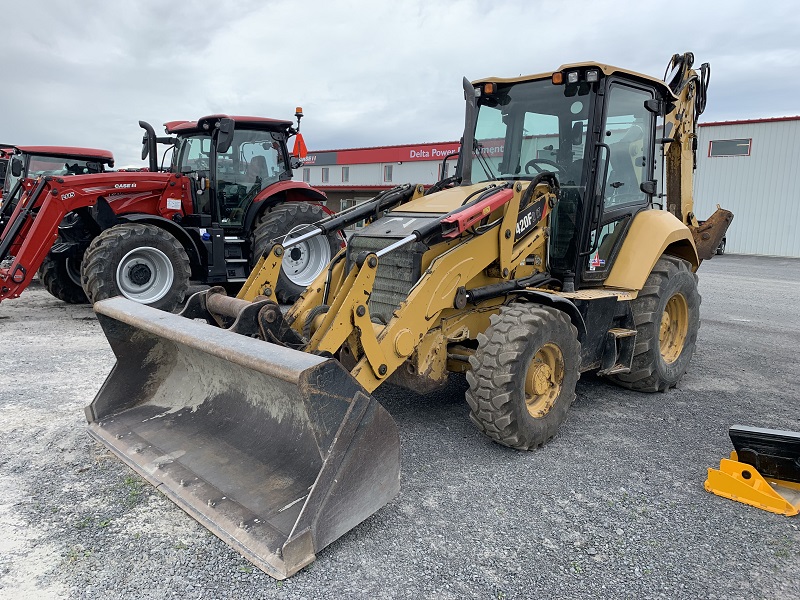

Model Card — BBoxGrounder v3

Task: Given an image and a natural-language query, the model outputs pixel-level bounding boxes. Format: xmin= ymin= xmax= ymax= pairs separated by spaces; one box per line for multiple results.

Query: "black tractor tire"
xmin=81 ymin=223 xmax=191 ymax=312
xmin=251 ymin=202 xmax=340 ymax=304
xmin=38 ymin=245 xmax=89 ymax=304
xmin=608 ymin=255 xmax=701 ymax=392
xmin=465 ymin=303 xmax=581 ymax=450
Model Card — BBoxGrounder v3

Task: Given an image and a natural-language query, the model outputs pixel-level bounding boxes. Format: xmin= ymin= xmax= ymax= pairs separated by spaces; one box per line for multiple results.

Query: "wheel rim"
xmin=66 ymin=257 xmax=82 ymax=287
xmin=115 ymin=246 xmax=174 ymax=304
xmin=281 ymin=227 xmax=332 ymax=287
xmin=524 ymin=343 xmax=565 ymax=418
xmin=659 ymin=293 xmax=689 ymax=363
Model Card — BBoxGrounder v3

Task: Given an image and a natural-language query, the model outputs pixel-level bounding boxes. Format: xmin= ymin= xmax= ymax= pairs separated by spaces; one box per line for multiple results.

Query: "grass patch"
xmin=121 ymin=474 xmax=146 ymax=507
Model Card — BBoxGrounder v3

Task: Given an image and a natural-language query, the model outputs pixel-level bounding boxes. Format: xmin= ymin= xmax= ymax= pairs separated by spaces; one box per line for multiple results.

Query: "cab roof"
xmin=13 ymin=145 xmax=115 ymax=164
xmin=473 ymin=61 xmax=676 ymax=101
xmin=164 ymin=114 xmax=294 ymax=134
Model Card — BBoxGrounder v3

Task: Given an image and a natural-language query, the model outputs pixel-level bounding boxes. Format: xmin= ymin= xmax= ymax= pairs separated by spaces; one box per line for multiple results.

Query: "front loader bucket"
xmin=86 ymin=297 xmax=400 ymax=579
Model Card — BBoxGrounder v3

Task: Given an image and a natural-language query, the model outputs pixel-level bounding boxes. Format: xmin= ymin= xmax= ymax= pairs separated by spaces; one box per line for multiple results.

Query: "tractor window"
xmin=177 ymin=135 xmax=212 ymax=173
xmin=216 ymin=129 xmax=288 ymax=226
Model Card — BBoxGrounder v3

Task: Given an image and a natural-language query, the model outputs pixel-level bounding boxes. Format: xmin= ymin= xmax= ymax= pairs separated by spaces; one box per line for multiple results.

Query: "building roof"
xmin=699 ymin=116 xmax=800 ymax=127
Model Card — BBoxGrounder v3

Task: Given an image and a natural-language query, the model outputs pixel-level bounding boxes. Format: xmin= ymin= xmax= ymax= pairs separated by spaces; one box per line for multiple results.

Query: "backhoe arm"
xmin=662 ymin=52 xmax=732 ymax=260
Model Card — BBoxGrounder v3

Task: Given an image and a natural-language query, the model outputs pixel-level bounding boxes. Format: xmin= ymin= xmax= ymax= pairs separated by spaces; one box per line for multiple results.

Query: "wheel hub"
xmin=115 ymin=246 xmax=175 ymax=304
xmin=529 ymin=364 xmax=553 ymax=396
xmin=524 ymin=343 xmax=565 ymax=418
xmin=290 ymin=247 xmax=303 ymax=262
xmin=129 ymin=263 xmax=152 ymax=285
xmin=659 ymin=293 xmax=689 ymax=364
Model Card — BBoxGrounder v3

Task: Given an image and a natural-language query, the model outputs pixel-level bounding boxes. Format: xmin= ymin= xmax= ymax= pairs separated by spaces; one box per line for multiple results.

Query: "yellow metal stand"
xmin=704 ymin=454 xmax=800 ymax=517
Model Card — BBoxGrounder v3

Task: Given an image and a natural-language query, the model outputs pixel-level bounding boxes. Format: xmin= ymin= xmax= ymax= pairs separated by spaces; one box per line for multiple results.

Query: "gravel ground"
xmin=0 ymin=254 xmax=798 ymax=599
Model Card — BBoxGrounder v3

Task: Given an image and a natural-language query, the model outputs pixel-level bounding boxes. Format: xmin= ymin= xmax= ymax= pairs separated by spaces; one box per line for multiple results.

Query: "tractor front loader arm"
xmin=0 ymin=177 xmax=94 ymax=302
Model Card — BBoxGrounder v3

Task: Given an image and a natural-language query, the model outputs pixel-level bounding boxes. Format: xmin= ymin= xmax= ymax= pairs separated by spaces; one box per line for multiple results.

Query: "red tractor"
xmin=0 ymin=113 xmax=340 ymax=310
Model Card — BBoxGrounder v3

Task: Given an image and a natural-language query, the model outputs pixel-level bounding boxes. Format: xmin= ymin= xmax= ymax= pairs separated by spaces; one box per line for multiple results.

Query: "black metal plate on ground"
xmin=729 ymin=425 xmax=800 ymax=484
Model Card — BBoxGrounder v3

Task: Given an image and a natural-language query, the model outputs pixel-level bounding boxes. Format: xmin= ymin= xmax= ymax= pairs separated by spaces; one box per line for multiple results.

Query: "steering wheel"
xmin=524 ymin=158 xmax=562 ymax=174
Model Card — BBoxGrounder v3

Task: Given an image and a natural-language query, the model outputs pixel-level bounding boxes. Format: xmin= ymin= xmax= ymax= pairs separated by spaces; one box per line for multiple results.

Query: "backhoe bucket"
xmin=86 ymin=297 xmax=400 ymax=579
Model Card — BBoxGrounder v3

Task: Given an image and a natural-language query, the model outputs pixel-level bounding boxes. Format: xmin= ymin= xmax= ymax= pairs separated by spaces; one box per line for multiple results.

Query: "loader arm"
xmin=0 ymin=177 xmax=97 ymax=301
xmin=307 ymin=181 xmax=555 ymax=393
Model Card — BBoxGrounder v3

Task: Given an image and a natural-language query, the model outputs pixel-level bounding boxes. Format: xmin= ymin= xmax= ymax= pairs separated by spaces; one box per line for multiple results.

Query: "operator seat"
xmin=246 ymin=156 xmax=268 ymax=185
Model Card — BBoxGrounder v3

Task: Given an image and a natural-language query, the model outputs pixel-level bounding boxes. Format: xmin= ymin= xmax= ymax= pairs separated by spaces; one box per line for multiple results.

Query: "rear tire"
xmin=465 ymin=304 xmax=581 ymax=450
xmin=38 ymin=245 xmax=88 ymax=304
xmin=251 ymin=203 xmax=340 ymax=304
xmin=608 ymin=255 xmax=700 ymax=392
xmin=81 ymin=223 xmax=190 ymax=312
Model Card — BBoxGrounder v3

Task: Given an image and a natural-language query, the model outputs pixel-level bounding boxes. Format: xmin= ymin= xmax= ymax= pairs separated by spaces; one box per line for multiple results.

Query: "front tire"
xmin=608 ymin=255 xmax=701 ymax=392
xmin=251 ymin=203 xmax=340 ymax=304
xmin=81 ymin=223 xmax=191 ymax=312
xmin=466 ymin=304 xmax=581 ymax=450
xmin=38 ymin=244 xmax=88 ymax=304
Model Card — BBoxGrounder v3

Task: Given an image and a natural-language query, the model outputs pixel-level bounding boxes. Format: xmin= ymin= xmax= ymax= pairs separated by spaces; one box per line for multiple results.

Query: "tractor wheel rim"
xmin=659 ymin=293 xmax=689 ymax=363
xmin=524 ymin=342 xmax=565 ymax=418
xmin=116 ymin=246 xmax=174 ymax=304
xmin=66 ymin=257 xmax=82 ymax=287
xmin=281 ymin=228 xmax=331 ymax=287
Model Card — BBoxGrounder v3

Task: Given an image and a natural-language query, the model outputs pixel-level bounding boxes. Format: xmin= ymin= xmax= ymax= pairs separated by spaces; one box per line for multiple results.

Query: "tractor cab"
xmin=143 ymin=115 xmax=299 ymax=229
xmin=0 ymin=145 xmax=114 ymax=225
xmin=463 ymin=65 xmax=676 ymax=290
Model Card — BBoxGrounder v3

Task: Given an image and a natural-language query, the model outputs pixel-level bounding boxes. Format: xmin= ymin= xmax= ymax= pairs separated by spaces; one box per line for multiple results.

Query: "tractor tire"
xmin=465 ymin=303 xmax=581 ymax=450
xmin=608 ymin=255 xmax=700 ymax=392
xmin=251 ymin=202 xmax=340 ymax=304
xmin=81 ymin=223 xmax=191 ymax=312
xmin=38 ymin=245 xmax=89 ymax=304
xmin=716 ymin=239 xmax=726 ymax=255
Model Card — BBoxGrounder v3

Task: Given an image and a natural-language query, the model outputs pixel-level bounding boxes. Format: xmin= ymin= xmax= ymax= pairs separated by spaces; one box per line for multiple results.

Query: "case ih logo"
xmin=114 ymin=183 xmax=137 ymax=189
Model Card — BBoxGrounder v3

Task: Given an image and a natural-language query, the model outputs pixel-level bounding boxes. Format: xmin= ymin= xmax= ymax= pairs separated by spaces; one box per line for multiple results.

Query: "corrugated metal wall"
xmin=694 ymin=119 xmax=800 ymax=257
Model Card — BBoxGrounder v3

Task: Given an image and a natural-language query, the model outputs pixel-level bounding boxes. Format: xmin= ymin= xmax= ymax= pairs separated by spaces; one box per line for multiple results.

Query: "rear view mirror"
xmin=571 ymin=121 xmax=584 ymax=146
xmin=10 ymin=157 xmax=22 ymax=178
xmin=216 ymin=118 xmax=235 ymax=154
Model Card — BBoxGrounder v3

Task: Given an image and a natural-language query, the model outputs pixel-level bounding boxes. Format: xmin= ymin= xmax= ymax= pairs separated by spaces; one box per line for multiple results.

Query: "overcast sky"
xmin=3 ymin=0 xmax=798 ymax=166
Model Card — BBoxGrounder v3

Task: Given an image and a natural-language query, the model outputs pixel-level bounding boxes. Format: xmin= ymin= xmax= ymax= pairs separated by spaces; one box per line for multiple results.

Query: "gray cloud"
xmin=2 ymin=0 xmax=798 ymax=166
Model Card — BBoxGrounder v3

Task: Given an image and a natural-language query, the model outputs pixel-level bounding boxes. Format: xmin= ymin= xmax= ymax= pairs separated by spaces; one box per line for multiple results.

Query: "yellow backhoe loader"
xmin=85 ymin=52 xmax=732 ymax=578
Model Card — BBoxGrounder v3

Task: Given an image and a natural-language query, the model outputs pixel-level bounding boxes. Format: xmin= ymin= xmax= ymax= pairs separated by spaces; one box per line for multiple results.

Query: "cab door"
xmin=581 ymin=81 xmax=657 ymax=284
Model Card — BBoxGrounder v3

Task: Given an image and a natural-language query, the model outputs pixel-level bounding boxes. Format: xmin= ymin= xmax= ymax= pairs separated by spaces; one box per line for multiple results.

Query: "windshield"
xmin=472 ymin=78 xmax=593 ymax=185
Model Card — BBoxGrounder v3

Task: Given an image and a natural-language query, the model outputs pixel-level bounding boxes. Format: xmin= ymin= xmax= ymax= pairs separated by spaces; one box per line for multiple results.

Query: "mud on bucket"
xmin=86 ymin=297 xmax=400 ymax=579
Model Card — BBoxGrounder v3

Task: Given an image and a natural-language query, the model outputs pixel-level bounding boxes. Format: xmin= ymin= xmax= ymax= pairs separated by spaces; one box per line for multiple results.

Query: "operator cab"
xmin=465 ymin=65 xmax=671 ymax=290
xmin=168 ymin=116 xmax=295 ymax=227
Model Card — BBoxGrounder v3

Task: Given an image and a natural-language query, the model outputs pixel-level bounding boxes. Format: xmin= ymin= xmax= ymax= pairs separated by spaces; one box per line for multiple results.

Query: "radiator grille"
xmin=346 ymin=234 xmax=421 ymax=324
